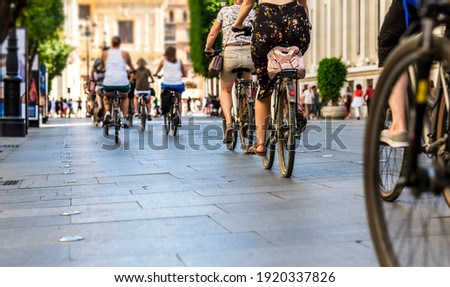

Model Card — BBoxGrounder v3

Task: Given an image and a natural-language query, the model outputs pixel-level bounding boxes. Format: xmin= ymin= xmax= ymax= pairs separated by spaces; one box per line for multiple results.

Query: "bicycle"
xmin=103 ymin=88 xmax=128 ymax=144
xmin=224 ymin=67 xmax=255 ymax=153
xmin=208 ymin=49 xmax=255 ymax=152
xmin=161 ymin=88 xmax=181 ymax=136
xmin=364 ymin=0 xmax=450 ymax=266
xmin=136 ymin=91 xmax=150 ymax=131
xmin=253 ymin=47 xmax=307 ymax=178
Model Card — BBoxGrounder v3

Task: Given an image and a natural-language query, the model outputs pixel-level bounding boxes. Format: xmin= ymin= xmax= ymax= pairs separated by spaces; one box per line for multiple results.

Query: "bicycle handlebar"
xmin=204 ymin=49 xmax=223 ymax=58
xmin=231 ymin=26 xmax=252 ymax=36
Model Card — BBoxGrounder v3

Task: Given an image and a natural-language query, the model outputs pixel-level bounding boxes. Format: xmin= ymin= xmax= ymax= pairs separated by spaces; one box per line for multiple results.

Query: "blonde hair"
xmin=137 ymin=58 xmax=147 ymax=68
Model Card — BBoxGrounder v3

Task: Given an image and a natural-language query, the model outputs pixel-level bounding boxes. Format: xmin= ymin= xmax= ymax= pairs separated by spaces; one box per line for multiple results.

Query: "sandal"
xmin=223 ymin=124 xmax=233 ymax=144
xmin=247 ymin=143 xmax=266 ymax=156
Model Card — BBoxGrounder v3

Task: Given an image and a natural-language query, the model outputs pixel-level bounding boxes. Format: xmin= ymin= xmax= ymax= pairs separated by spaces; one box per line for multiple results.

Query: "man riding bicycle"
xmin=102 ymin=36 xmax=136 ymax=128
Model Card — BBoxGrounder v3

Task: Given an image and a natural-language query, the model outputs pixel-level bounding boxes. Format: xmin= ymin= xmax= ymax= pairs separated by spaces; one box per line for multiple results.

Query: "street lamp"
xmin=0 ymin=3 xmax=25 ymax=137
xmin=79 ymin=16 xmax=96 ymax=93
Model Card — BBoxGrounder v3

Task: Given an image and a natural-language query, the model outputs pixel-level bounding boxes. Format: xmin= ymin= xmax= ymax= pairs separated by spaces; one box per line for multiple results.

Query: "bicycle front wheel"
xmin=364 ymin=35 xmax=450 ymax=266
xmin=277 ymin=82 xmax=296 ymax=178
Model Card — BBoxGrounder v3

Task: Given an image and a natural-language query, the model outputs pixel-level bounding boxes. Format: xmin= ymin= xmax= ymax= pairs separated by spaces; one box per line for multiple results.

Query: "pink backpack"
xmin=267 ymin=46 xmax=306 ymax=80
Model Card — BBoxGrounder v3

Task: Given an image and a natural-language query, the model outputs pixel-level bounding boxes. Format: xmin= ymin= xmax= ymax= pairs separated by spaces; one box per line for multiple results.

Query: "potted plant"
xmin=317 ymin=57 xmax=348 ymax=119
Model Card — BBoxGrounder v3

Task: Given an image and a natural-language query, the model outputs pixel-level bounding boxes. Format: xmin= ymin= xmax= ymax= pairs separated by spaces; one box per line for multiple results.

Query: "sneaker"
xmin=103 ymin=112 xmax=111 ymax=124
xmin=122 ymin=118 xmax=129 ymax=128
xmin=223 ymin=124 xmax=233 ymax=144
xmin=134 ymin=113 xmax=139 ymax=118
xmin=147 ymin=115 xmax=152 ymax=121
xmin=380 ymin=129 xmax=409 ymax=148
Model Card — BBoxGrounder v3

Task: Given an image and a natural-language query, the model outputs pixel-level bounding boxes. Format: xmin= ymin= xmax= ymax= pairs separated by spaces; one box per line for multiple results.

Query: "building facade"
xmin=303 ymin=0 xmax=392 ymax=92
xmin=53 ymin=0 xmax=166 ymax=107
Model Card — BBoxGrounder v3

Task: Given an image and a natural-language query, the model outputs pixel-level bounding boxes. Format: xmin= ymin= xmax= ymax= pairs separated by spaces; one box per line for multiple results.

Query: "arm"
xmin=180 ymin=60 xmax=187 ymax=78
xmin=298 ymin=0 xmax=309 ymax=15
xmin=233 ymin=0 xmax=255 ymax=29
xmin=154 ymin=59 xmax=164 ymax=76
xmin=205 ymin=20 xmax=222 ymax=54
xmin=148 ymin=69 xmax=155 ymax=83
xmin=124 ymin=51 xmax=135 ymax=71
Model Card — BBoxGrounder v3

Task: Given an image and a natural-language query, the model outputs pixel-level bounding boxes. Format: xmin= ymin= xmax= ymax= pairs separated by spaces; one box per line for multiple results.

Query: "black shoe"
xmin=223 ymin=124 xmax=233 ymax=144
xmin=147 ymin=115 xmax=152 ymax=121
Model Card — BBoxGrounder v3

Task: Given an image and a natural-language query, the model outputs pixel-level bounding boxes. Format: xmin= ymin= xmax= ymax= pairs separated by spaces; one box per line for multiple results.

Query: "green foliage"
xmin=18 ymin=0 xmax=65 ymax=83
xmin=189 ymin=0 xmax=223 ymax=78
xmin=317 ymin=57 xmax=347 ymax=104
xmin=38 ymin=32 xmax=70 ymax=92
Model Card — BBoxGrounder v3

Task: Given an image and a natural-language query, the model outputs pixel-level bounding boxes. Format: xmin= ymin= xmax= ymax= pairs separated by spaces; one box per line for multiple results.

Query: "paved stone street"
xmin=0 ymin=116 xmax=378 ymax=267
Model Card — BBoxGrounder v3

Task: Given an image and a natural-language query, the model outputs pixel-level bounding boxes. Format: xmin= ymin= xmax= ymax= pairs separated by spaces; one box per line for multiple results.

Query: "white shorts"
xmin=135 ymin=90 xmax=152 ymax=100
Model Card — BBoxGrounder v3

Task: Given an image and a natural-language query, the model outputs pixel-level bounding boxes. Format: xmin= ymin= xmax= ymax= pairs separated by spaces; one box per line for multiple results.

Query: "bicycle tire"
xmin=114 ymin=109 xmax=120 ymax=144
xmin=164 ymin=111 xmax=170 ymax=136
xmin=222 ymin=113 xmax=237 ymax=151
xmin=239 ymin=97 xmax=254 ymax=153
xmin=364 ymin=35 xmax=450 ymax=266
xmin=172 ymin=108 xmax=179 ymax=136
xmin=140 ymin=105 xmax=146 ymax=131
xmin=277 ymin=82 xmax=296 ymax=178
xmin=262 ymin=118 xmax=276 ymax=169
xmin=435 ymin=80 xmax=450 ymax=206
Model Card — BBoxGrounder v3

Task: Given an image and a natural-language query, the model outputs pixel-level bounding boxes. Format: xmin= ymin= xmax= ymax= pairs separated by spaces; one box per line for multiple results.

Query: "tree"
xmin=317 ymin=57 xmax=347 ymax=105
xmin=189 ymin=0 xmax=223 ymax=78
xmin=0 ymin=0 xmax=27 ymax=44
xmin=17 ymin=0 xmax=65 ymax=88
xmin=38 ymin=32 xmax=70 ymax=92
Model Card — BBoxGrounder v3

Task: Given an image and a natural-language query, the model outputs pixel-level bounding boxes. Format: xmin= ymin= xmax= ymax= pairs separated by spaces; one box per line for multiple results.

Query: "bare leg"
xmin=133 ymin=97 xmax=138 ymax=115
xmin=255 ymin=95 xmax=271 ymax=151
xmin=121 ymin=93 xmax=129 ymax=117
xmin=220 ymin=80 xmax=234 ymax=126
xmin=103 ymin=94 xmax=111 ymax=113
xmin=389 ymin=72 xmax=408 ymax=132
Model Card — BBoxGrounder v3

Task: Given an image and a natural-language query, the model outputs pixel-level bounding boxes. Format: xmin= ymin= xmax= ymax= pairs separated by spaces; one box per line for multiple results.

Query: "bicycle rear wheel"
xmin=239 ymin=96 xmax=254 ymax=153
xmin=222 ymin=113 xmax=237 ymax=151
xmin=172 ymin=108 xmax=179 ymax=136
xmin=364 ymin=35 xmax=450 ymax=266
xmin=140 ymin=104 xmax=146 ymax=131
xmin=277 ymin=82 xmax=296 ymax=178
xmin=164 ymin=112 xmax=170 ymax=135
xmin=114 ymin=110 xmax=120 ymax=144
xmin=262 ymin=118 xmax=276 ymax=169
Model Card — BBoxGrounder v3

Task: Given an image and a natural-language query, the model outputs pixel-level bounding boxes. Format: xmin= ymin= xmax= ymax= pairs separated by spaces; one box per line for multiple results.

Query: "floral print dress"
xmin=251 ymin=2 xmax=311 ymax=99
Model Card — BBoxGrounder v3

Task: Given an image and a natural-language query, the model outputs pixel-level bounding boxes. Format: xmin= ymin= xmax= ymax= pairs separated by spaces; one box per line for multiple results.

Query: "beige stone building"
xmin=303 ymin=0 xmax=392 ymax=92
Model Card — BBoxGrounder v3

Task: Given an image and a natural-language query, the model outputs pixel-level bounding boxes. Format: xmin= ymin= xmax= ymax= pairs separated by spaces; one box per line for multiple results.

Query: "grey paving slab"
xmin=0 ymin=117 xmax=380 ymax=266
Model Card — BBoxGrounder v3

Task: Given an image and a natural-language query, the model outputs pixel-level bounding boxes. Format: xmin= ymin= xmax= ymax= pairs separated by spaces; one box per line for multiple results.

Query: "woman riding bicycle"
xmin=233 ymin=0 xmax=310 ymax=156
xmin=133 ymin=58 xmax=155 ymax=121
xmin=204 ymin=0 xmax=255 ymax=144
xmin=102 ymin=36 xmax=135 ymax=128
xmin=154 ymin=46 xmax=187 ymax=126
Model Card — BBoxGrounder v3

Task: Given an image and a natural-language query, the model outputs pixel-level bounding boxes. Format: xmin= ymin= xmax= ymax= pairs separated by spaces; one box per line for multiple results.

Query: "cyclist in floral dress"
xmin=233 ymin=0 xmax=310 ymax=155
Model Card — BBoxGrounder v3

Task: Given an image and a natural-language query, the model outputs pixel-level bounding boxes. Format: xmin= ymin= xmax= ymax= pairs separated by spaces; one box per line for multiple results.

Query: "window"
xmin=79 ymin=5 xmax=90 ymax=20
xmin=169 ymin=11 xmax=174 ymax=22
xmin=118 ymin=21 xmax=134 ymax=44
xmin=183 ymin=11 xmax=188 ymax=22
